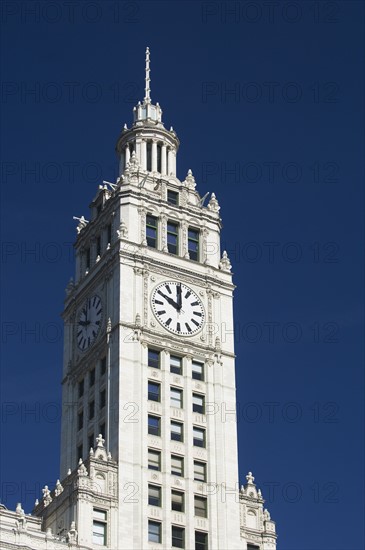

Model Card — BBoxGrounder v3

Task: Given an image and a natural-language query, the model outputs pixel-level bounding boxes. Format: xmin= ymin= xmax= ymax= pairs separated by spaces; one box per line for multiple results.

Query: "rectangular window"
xmin=101 ymin=357 xmax=106 ymax=375
xmin=107 ymin=224 xmax=112 ymax=246
xmin=171 ymin=490 xmax=184 ymax=512
xmin=148 ymin=449 xmax=161 ymax=471
xmin=89 ymin=368 xmax=95 ymax=387
xmin=193 ymin=427 xmax=205 ymax=448
xmin=171 ymin=455 xmax=184 ymax=477
xmin=148 ymin=415 xmax=161 ymax=436
xmin=195 ymin=531 xmax=208 ymax=550
xmin=167 ymin=190 xmax=179 ymax=206
xmin=172 ymin=526 xmax=185 ymax=548
xmin=247 ymin=545 xmax=260 ymax=550
xmin=157 ymin=144 xmax=162 ymax=173
xmin=167 ymin=221 xmax=178 ymax=255
xmin=171 ymin=387 xmax=183 ymax=409
xmin=148 ymin=381 xmax=161 ymax=402
xmin=194 ymin=461 xmax=207 ymax=482
xmin=78 ymin=411 xmax=83 ymax=431
xmin=88 ymin=433 xmax=94 ymax=452
xmin=77 ymin=444 xmax=83 ymax=461
xmin=194 ymin=496 xmax=208 ymax=518
xmin=100 ymin=389 xmax=106 ymax=409
xmin=146 ymin=215 xmax=158 ymax=249
xmin=148 ymin=484 xmax=162 ymax=507
xmin=96 ymin=235 xmax=101 ymax=256
xmin=93 ymin=509 xmax=107 ymax=546
xmin=78 ymin=379 xmax=84 ymax=398
xmin=171 ymin=421 xmax=183 ymax=442
xmin=99 ymin=422 xmax=105 ymax=438
xmin=192 ymin=361 xmax=204 ymax=381
xmin=89 ymin=401 xmax=95 ymax=420
xmin=193 ymin=393 xmax=205 ymax=414
xmin=147 ymin=141 xmax=152 ymax=171
xmin=170 ymin=355 xmax=182 ymax=375
xmin=148 ymin=521 xmax=161 ymax=544
xmin=188 ymin=228 xmax=199 ymax=261
xmin=148 ymin=348 xmax=160 ymax=369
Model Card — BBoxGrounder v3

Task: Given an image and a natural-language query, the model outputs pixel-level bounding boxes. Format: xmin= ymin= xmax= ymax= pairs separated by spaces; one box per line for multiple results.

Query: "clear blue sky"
xmin=1 ymin=2 xmax=364 ymax=549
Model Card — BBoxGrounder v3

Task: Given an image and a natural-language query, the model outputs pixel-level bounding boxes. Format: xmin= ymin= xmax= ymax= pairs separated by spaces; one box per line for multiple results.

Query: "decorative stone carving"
xmin=54 ymin=479 xmax=64 ymax=497
xmin=73 ymin=215 xmax=89 ymax=234
xmin=246 ymin=471 xmax=255 ymax=484
xmin=42 ymin=485 xmax=52 ymax=506
xmin=183 ymin=169 xmax=196 ymax=189
xmin=67 ymin=521 xmax=78 ymax=545
xmin=65 ymin=277 xmax=74 ymax=297
xmin=208 ymin=192 xmax=220 ymax=212
xmin=219 ymin=250 xmax=232 ymax=272
xmin=96 ymin=433 xmax=105 ymax=448
xmin=77 ymin=459 xmax=88 ymax=477
xmin=117 ymin=220 xmax=128 ymax=239
xmin=15 ymin=503 xmax=27 ymax=531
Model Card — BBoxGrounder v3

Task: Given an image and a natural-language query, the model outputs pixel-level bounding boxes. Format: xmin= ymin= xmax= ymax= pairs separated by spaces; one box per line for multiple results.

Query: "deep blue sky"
xmin=1 ymin=1 xmax=364 ymax=549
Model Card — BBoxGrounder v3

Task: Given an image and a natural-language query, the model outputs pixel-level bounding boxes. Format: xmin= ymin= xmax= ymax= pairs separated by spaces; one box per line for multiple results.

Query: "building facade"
xmin=0 ymin=49 xmax=277 ymax=550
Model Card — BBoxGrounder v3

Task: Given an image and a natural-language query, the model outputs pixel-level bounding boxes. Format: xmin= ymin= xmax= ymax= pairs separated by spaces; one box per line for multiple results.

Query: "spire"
xmin=144 ymin=46 xmax=151 ymax=104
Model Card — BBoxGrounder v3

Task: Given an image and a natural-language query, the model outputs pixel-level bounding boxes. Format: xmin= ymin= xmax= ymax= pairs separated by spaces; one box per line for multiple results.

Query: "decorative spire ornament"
xmin=144 ymin=47 xmax=151 ymax=104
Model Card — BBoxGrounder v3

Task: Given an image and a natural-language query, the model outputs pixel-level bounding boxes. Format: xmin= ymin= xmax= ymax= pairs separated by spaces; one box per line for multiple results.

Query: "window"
xmin=170 ymin=355 xmax=182 ymax=375
xmin=96 ymin=235 xmax=101 ymax=257
xmin=171 ymin=490 xmax=184 ymax=512
xmin=148 ymin=521 xmax=161 ymax=544
xmin=193 ymin=394 xmax=205 ymax=414
xmin=99 ymin=422 xmax=105 ymax=438
xmin=100 ymin=389 xmax=106 ymax=409
xmin=146 ymin=215 xmax=158 ymax=248
xmin=148 ymin=348 xmax=160 ymax=369
xmin=78 ymin=379 xmax=84 ymax=398
xmin=193 ymin=427 xmax=205 ymax=447
xmin=167 ymin=190 xmax=179 ymax=206
xmin=89 ymin=401 xmax=95 ymax=420
xmin=188 ymin=228 xmax=199 ymax=261
xmin=247 ymin=545 xmax=260 ymax=550
xmin=195 ymin=531 xmax=208 ymax=550
xmin=194 ymin=461 xmax=207 ymax=482
xmin=148 ymin=415 xmax=161 ymax=436
xmin=148 ymin=381 xmax=161 ymax=402
xmin=171 ymin=455 xmax=184 ymax=477
xmin=157 ymin=143 xmax=162 ymax=173
xmin=171 ymin=421 xmax=183 ymax=442
xmin=101 ymin=357 xmax=106 ymax=375
xmin=148 ymin=449 xmax=161 ymax=471
xmin=93 ymin=509 xmax=107 ymax=546
xmin=78 ymin=411 xmax=83 ymax=431
xmin=89 ymin=368 xmax=95 ymax=387
xmin=148 ymin=484 xmax=161 ymax=507
xmin=88 ymin=433 xmax=94 ymax=451
xmin=167 ymin=221 xmax=178 ymax=255
xmin=171 ymin=388 xmax=183 ymax=409
xmin=192 ymin=361 xmax=204 ymax=381
xmin=77 ymin=444 xmax=83 ymax=461
xmin=107 ymin=224 xmax=112 ymax=246
xmin=172 ymin=526 xmax=185 ymax=548
xmin=194 ymin=496 xmax=207 ymax=518
xmin=147 ymin=141 xmax=152 ymax=171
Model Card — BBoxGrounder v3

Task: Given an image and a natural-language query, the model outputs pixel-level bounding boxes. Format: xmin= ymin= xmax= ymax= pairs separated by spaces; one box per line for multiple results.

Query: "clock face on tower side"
xmin=77 ymin=295 xmax=103 ymax=351
xmin=151 ymin=281 xmax=205 ymax=336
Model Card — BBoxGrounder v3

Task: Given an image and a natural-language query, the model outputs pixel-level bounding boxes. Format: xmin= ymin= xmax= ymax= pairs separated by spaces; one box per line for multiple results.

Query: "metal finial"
xmin=144 ymin=47 xmax=151 ymax=104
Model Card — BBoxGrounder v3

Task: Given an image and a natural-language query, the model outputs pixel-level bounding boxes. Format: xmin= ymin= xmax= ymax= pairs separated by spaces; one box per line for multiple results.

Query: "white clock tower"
xmin=0 ymin=49 xmax=277 ymax=550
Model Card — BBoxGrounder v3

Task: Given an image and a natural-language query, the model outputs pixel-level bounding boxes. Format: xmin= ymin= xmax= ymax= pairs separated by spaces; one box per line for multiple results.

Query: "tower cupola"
xmin=116 ymin=47 xmax=179 ymax=177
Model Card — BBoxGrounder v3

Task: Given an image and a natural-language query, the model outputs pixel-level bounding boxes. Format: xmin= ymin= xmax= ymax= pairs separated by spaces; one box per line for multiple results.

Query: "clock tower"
xmin=0 ymin=48 xmax=277 ymax=550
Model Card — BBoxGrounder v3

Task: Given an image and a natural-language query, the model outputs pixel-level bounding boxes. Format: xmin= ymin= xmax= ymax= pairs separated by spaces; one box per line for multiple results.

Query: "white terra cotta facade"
xmin=0 ymin=49 xmax=277 ymax=550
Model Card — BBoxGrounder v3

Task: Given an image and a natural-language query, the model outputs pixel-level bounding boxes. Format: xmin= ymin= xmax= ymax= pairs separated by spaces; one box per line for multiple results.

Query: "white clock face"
xmin=77 ymin=295 xmax=102 ymax=351
xmin=151 ymin=281 xmax=205 ymax=336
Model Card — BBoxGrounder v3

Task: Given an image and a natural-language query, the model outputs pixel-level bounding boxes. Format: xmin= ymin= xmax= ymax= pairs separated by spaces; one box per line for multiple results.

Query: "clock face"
xmin=151 ymin=281 xmax=205 ymax=336
xmin=77 ymin=295 xmax=103 ymax=351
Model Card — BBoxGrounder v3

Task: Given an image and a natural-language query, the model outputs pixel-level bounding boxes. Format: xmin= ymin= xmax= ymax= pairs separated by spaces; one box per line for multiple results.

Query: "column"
xmin=161 ymin=144 xmax=167 ymax=175
xmin=141 ymin=139 xmax=147 ymax=170
xmin=170 ymin=148 xmax=176 ymax=175
xmin=152 ymin=140 xmax=157 ymax=172
xmin=125 ymin=144 xmax=130 ymax=166
xmin=167 ymin=148 xmax=173 ymax=175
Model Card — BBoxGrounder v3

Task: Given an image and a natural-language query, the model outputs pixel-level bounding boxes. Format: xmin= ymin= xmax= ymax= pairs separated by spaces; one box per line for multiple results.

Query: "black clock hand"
xmin=159 ymin=291 xmax=180 ymax=310
xmin=177 ymin=283 xmax=182 ymax=310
